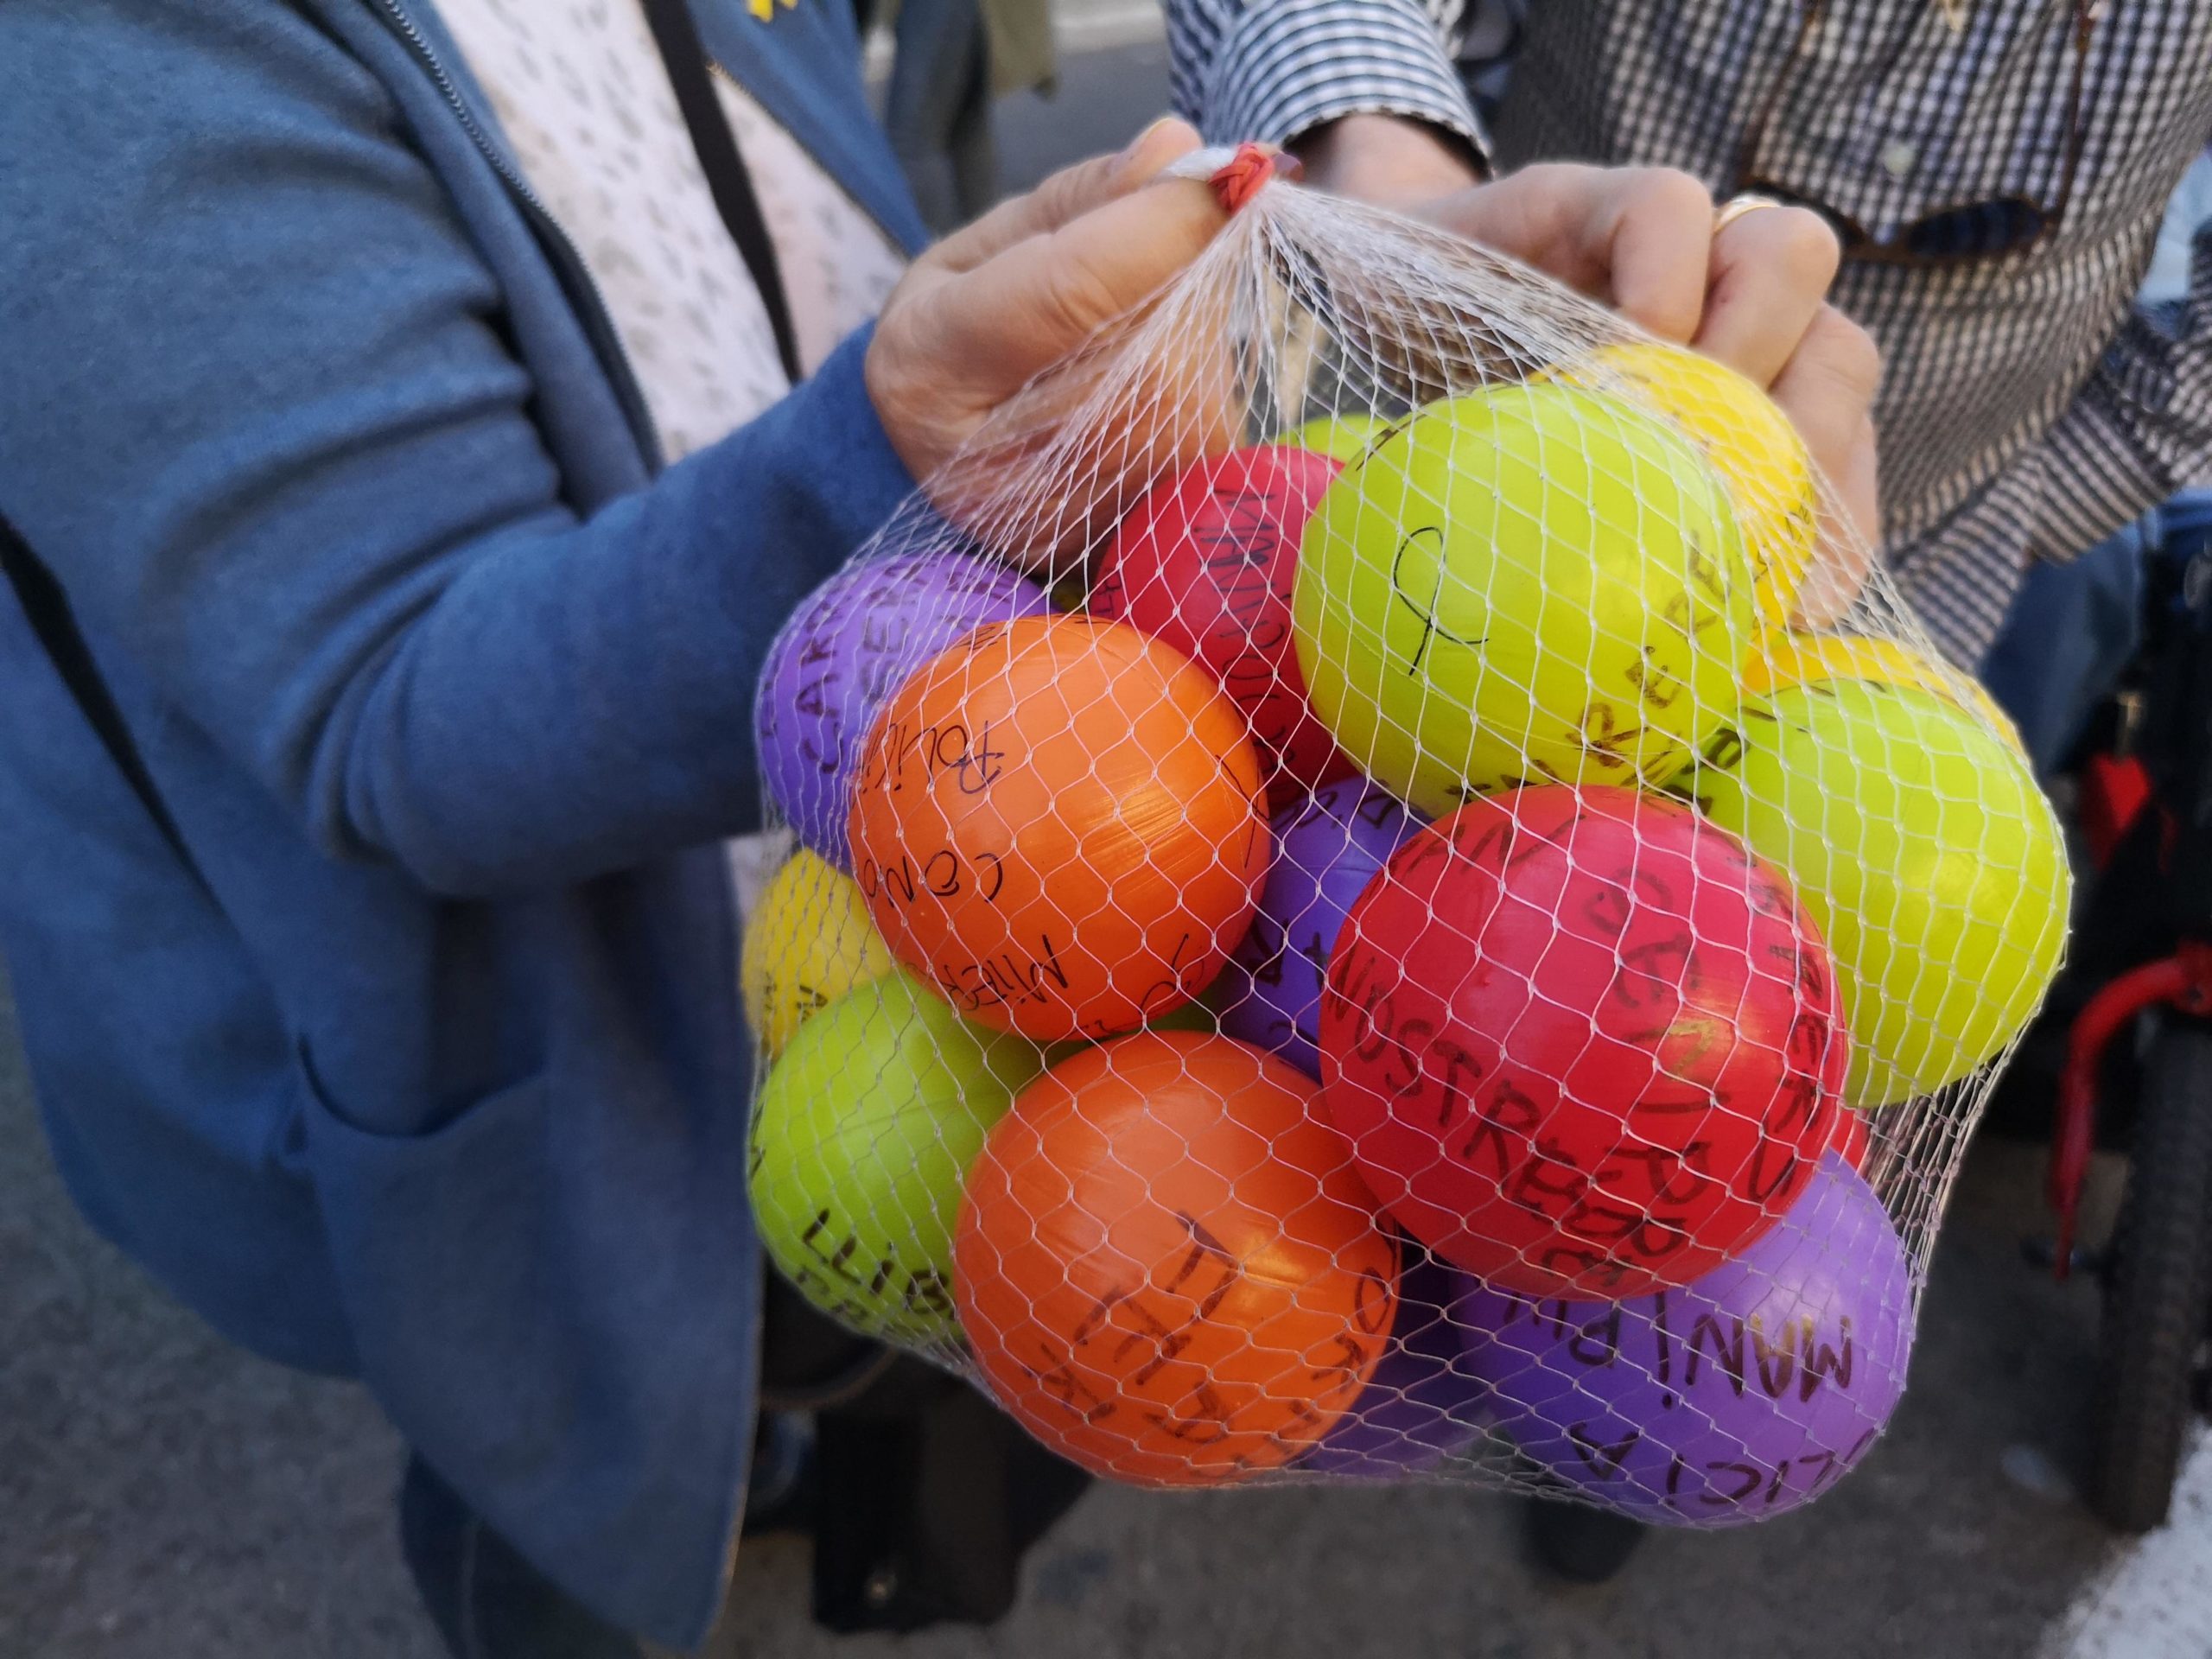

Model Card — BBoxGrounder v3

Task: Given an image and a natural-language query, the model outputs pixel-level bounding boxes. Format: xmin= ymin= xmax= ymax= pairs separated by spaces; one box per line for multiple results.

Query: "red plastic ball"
xmin=1092 ymin=445 xmax=1351 ymax=791
xmin=1318 ymin=785 xmax=1850 ymax=1300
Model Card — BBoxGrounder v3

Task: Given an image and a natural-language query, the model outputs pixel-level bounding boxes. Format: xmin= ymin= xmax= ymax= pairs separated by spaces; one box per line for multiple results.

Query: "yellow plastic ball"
xmin=1746 ymin=631 xmax=2022 ymax=750
xmin=1561 ymin=342 xmax=1818 ymax=626
xmin=741 ymin=848 xmax=895 ymax=1058
xmin=1280 ymin=410 xmax=1392 ymax=464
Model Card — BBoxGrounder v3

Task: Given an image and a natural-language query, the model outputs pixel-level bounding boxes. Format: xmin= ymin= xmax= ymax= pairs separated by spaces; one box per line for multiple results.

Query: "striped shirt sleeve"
xmin=2028 ymin=226 xmax=2212 ymax=564
xmin=1164 ymin=0 xmax=1484 ymax=155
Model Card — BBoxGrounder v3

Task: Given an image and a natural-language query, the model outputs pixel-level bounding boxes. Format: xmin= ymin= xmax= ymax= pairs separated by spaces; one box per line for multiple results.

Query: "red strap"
xmin=1208 ymin=143 xmax=1301 ymax=214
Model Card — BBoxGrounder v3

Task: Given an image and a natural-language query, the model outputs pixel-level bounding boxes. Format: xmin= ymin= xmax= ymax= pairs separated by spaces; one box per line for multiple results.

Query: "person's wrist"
xmin=1290 ymin=113 xmax=1486 ymax=209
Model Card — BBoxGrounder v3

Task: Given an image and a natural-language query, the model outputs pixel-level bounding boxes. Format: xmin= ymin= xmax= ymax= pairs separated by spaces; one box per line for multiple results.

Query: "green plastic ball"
xmin=1696 ymin=680 xmax=2071 ymax=1108
xmin=1281 ymin=410 xmax=1391 ymax=463
xmin=1292 ymin=382 xmax=1754 ymax=815
xmin=749 ymin=969 xmax=1047 ymax=1345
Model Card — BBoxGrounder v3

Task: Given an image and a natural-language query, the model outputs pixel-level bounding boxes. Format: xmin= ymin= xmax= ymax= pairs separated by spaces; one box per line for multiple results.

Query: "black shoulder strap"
xmin=639 ymin=0 xmax=806 ymax=385
xmin=0 ymin=512 xmax=211 ymax=892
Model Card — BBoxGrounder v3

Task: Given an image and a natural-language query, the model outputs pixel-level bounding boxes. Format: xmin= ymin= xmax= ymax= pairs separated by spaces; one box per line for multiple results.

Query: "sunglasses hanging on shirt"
xmin=1732 ymin=0 xmax=2095 ymax=268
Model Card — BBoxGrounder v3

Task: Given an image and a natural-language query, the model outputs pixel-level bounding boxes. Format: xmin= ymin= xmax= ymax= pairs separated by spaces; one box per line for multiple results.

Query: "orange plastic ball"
xmin=956 ymin=1031 xmax=1400 ymax=1485
xmin=849 ymin=614 xmax=1271 ymax=1042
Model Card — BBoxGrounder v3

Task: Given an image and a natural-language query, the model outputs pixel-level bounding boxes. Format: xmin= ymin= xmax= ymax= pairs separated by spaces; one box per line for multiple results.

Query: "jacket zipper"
xmin=371 ymin=0 xmax=666 ymax=473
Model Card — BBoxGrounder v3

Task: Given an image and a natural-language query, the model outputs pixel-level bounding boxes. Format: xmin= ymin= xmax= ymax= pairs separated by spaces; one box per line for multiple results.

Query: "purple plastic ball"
xmin=1299 ymin=1253 xmax=1487 ymax=1478
xmin=1465 ymin=1154 xmax=1913 ymax=1528
xmin=1216 ymin=779 xmax=1420 ymax=1077
xmin=756 ymin=545 xmax=1049 ymax=868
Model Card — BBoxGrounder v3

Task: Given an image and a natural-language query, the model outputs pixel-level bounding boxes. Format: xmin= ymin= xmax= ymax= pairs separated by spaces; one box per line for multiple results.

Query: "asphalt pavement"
xmin=3 ymin=15 xmax=2204 ymax=1659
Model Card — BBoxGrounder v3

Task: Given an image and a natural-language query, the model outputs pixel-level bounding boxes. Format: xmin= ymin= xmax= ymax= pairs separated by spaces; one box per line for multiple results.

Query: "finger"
xmin=1597 ymin=167 xmax=1717 ymax=341
xmin=1837 ymin=412 xmax=1880 ymax=545
xmin=1694 ymin=205 xmax=1840 ymax=387
xmin=931 ymin=173 xmax=1230 ymax=388
xmin=925 ymin=117 xmax=1204 ymax=276
xmin=1766 ymin=304 xmax=1882 ymax=497
xmin=1438 ymin=166 xmax=1717 ymax=338
xmin=1422 ymin=163 xmax=1620 ymax=291
xmin=1793 ymin=415 xmax=1880 ymax=626
xmin=1772 ymin=306 xmax=1881 ymax=628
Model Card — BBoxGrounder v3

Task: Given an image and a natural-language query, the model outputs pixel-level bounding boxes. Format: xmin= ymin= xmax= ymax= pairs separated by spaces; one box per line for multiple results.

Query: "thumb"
xmin=931 ymin=168 xmax=1230 ymax=392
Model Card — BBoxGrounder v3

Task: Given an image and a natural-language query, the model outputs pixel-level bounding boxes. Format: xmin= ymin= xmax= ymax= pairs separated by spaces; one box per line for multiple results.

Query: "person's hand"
xmin=866 ymin=118 xmax=1228 ymax=486
xmin=1296 ymin=117 xmax=1883 ymax=601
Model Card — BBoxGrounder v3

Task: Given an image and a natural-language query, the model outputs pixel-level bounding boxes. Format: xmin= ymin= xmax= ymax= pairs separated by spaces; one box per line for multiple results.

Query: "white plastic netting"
xmin=740 ymin=163 xmax=2071 ymax=1522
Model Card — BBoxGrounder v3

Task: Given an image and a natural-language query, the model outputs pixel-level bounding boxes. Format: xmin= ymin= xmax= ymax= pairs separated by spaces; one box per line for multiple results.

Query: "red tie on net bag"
xmin=740 ymin=143 xmax=2069 ymax=1520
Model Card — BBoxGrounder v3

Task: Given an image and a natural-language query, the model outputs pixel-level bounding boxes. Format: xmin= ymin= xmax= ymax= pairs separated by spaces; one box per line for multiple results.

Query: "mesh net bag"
xmin=741 ymin=149 xmax=2072 ymax=1521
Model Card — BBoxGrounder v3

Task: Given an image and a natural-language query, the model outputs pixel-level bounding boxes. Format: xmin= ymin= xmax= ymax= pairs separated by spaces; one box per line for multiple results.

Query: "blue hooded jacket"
xmin=0 ymin=0 xmax=925 ymax=1643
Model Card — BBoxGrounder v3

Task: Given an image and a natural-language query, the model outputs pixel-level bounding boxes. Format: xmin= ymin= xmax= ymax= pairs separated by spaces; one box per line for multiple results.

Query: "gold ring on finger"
xmin=1713 ymin=193 xmax=1790 ymax=234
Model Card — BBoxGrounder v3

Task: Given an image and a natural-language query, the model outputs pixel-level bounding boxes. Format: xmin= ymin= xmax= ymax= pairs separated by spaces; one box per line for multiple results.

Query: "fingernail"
xmin=1118 ymin=116 xmax=1177 ymax=167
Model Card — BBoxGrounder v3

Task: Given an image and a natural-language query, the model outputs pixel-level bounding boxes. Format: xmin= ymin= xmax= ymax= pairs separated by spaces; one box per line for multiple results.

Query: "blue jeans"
xmin=884 ymin=0 xmax=995 ymax=232
xmin=1980 ymin=520 xmax=2152 ymax=776
xmin=400 ymin=1459 xmax=644 ymax=1659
